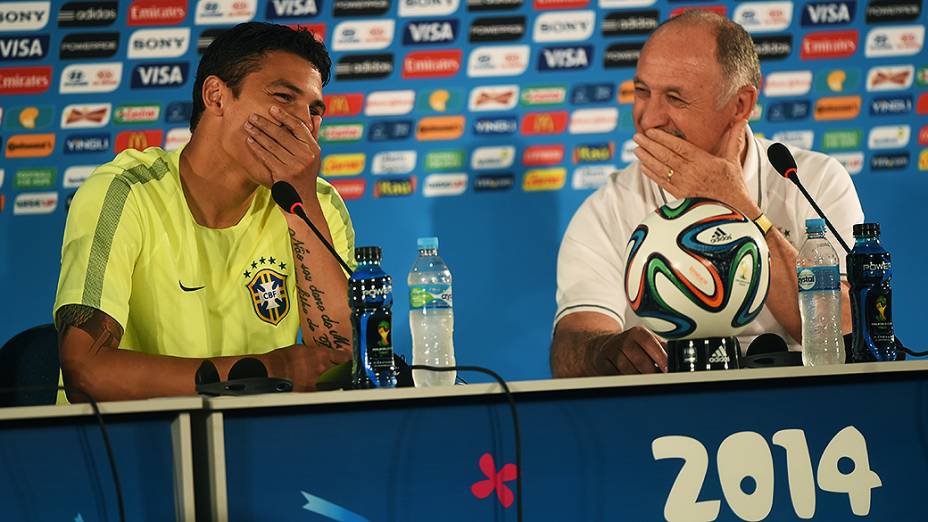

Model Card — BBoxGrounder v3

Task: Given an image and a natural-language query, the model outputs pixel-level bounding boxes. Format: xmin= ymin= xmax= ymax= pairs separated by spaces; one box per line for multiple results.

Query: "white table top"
xmin=0 ymin=396 xmax=204 ymax=421
xmin=204 ymin=360 xmax=928 ymax=412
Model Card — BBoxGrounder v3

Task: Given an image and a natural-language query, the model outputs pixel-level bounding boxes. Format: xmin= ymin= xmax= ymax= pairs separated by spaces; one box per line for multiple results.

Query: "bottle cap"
xmin=417 ymin=237 xmax=439 ymax=250
xmin=354 ymin=246 xmax=382 ymax=263
xmin=805 ymin=218 xmax=825 ymax=233
xmin=853 ymin=223 xmax=880 ymax=238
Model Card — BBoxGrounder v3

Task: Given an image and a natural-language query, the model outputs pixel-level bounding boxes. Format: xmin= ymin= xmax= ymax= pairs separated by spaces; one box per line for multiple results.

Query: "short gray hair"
xmin=649 ymin=11 xmax=761 ymax=106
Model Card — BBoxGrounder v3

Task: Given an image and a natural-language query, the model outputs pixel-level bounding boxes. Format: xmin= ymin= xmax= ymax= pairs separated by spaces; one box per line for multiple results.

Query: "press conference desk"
xmin=0 ymin=396 xmax=201 ymax=521
xmin=195 ymin=361 xmax=928 ymax=522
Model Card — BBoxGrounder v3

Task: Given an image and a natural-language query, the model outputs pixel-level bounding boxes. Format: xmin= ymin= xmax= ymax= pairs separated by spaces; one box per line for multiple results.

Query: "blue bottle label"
xmin=409 ymin=284 xmax=452 ymax=309
xmin=797 ymin=265 xmax=840 ymax=292
xmin=364 ymin=311 xmax=394 ymax=370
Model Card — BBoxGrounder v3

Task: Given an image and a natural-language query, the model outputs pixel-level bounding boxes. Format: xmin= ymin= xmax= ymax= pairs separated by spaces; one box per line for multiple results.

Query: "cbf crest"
xmin=244 ymin=256 xmax=290 ymax=326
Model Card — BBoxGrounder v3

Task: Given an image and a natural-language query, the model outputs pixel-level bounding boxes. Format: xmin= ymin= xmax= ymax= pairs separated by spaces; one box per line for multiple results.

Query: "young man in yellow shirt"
xmin=54 ymin=22 xmax=355 ymax=401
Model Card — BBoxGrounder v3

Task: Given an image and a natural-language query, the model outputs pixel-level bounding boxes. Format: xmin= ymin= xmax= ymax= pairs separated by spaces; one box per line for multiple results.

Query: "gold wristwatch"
xmin=753 ymin=213 xmax=774 ymax=236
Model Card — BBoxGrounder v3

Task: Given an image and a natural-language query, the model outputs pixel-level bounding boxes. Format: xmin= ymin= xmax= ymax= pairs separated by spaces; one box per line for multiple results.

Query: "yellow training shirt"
xmin=54 ymin=146 xmax=355 ymax=362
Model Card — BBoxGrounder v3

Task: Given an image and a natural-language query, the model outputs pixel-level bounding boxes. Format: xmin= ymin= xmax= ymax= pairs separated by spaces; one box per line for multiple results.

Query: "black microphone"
xmin=271 ymin=181 xmax=354 ymax=275
xmin=766 ymin=143 xmax=851 ymax=254
xmin=742 ymin=333 xmax=801 ymax=367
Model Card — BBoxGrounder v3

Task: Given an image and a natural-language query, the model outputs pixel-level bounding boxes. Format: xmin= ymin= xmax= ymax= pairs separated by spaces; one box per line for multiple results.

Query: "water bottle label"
xmin=364 ymin=311 xmax=394 ymax=369
xmin=797 ymin=266 xmax=840 ymax=292
xmin=866 ymin=289 xmax=894 ymax=343
xmin=409 ymin=284 xmax=452 ymax=309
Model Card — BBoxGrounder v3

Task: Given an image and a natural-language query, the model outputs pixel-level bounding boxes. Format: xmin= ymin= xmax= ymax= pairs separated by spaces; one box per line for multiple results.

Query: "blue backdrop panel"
xmin=0 ymin=0 xmax=926 ymax=381
xmin=220 ymin=372 xmax=928 ymax=520
xmin=0 ymin=416 xmax=178 ymax=521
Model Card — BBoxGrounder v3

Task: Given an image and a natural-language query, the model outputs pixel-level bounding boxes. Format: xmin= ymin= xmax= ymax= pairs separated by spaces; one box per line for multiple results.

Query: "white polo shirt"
xmin=555 ymin=127 xmax=864 ymax=351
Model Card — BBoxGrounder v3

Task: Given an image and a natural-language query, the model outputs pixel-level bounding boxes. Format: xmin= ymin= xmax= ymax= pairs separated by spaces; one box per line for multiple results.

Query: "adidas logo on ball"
xmin=710 ymin=227 xmax=733 ymax=244
xmin=708 ymin=346 xmax=730 ymax=364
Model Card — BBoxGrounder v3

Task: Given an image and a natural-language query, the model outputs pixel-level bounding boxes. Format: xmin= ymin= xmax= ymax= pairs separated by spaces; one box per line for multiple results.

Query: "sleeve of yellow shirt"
xmin=317 ymin=177 xmax=357 ymax=274
xmin=53 ymin=165 xmax=145 ymax=330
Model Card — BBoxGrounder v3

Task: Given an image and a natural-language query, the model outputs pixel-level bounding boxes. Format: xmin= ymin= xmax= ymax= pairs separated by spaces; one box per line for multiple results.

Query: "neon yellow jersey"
xmin=54 ymin=146 xmax=355 ymax=360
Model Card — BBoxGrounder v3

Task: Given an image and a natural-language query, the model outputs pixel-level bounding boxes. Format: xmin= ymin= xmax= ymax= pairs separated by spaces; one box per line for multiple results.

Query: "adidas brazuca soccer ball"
xmin=624 ymin=198 xmax=771 ymax=340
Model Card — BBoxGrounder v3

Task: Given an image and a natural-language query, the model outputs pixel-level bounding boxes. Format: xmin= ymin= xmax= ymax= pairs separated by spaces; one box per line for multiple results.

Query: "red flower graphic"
xmin=470 ymin=453 xmax=518 ymax=508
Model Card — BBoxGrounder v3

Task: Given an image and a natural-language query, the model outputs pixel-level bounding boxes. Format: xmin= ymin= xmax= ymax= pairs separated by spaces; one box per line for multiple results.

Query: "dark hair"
xmin=651 ymin=11 xmax=761 ymax=104
xmin=190 ymin=22 xmax=331 ymax=131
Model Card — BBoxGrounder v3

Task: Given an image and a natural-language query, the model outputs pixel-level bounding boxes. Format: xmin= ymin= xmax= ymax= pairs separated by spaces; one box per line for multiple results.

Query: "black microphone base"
xmin=668 ymin=337 xmax=741 ymax=372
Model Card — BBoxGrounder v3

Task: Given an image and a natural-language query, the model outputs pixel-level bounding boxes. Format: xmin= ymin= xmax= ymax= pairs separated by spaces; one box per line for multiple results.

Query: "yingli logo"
xmin=402 ymin=50 xmax=461 ymax=79
xmin=520 ymin=111 xmax=568 ymax=135
xmin=0 ymin=66 xmax=51 ymax=94
xmin=801 ymin=30 xmax=858 ymax=59
xmin=323 ymin=93 xmax=364 ymax=117
xmin=128 ymin=0 xmax=187 ymax=26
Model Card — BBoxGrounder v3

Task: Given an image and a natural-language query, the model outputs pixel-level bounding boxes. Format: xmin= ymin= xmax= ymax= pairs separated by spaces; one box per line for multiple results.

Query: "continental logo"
xmin=374 ymin=176 xmax=417 ymax=198
xmin=521 ymin=111 xmax=568 ymax=135
xmin=321 ymin=118 xmax=367 ymax=141
xmin=114 ymin=129 xmax=163 ymax=152
xmin=329 ymin=179 xmax=366 ymax=201
xmin=573 ymin=142 xmax=614 ymax=163
xmin=523 ymin=168 xmax=566 ymax=191
xmin=416 ymin=115 xmax=465 ymax=140
xmin=814 ymin=96 xmax=861 ymax=120
xmin=322 ymin=153 xmax=366 ymax=177
xmin=5 ymin=133 xmax=55 ymax=158
xmin=323 ymin=93 xmax=364 ymax=117
xmin=618 ymin=80 xmax=634 ymax=103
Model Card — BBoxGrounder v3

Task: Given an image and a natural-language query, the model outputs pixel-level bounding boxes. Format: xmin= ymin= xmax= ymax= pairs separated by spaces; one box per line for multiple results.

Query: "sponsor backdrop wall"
xmin=0 ymin=0 xmax=925 ymax=381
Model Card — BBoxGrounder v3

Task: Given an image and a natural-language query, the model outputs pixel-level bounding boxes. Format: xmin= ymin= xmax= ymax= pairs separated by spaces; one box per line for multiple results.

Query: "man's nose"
xmin=636 ymin=97 xmax=669 ymax=131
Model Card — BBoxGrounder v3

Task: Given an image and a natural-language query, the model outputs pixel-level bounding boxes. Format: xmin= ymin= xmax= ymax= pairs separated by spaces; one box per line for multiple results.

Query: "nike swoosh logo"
xmin=179 ymin=281 xmax=205 ymax=292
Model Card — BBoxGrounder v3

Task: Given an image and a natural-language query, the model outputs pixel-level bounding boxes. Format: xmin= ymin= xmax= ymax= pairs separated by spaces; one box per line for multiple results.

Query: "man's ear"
xmin=731 ymin=84 xmax=759 ymax=122
xmin=201 ymin=76 xmax=226 ymax=116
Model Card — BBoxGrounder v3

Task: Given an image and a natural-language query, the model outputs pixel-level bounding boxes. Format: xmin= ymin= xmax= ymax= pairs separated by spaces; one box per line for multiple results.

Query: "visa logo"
xmin=0 ymin=36 xmax=48 ymax=60
xmin=538 ymin=45 xmax=592 ymax=71
xmin=801 ymin=1 xmax=855 ymax=26
xmin=473 ymin=117 xmax=517 ymax=135
xmin=131 ymin=63 xmax=188 ymax=88
xmin=267 ymin=0 xmax=319 ymax=17
xmin=404 ymin=20 xmax=457 ymax=44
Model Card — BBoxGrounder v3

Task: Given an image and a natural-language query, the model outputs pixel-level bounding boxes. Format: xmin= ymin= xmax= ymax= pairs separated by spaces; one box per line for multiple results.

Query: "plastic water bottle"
xmin=797 ymin=218 xmax=844 ymax=366
xmin=408 ymin=237 xmax=456 ymax=386
xmin=349 ymin=246 xmax=397 ymax=389
xmin=847 ymin=223 xmax=896 ymax=362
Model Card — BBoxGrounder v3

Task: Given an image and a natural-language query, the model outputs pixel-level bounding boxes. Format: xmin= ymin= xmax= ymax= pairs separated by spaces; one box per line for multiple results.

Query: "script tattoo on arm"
xmin=288 ymin=228 xmax=351 ymax=351
xmin=56 ymin=304 xmax=124 ymax=353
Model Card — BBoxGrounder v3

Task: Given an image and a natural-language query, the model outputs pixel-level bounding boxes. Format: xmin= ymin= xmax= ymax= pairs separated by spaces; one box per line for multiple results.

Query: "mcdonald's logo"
xmin=5 ymin=133 xmax=55 ymax=158
xmin=114 ymin=130 xmax=165 ymax=153
xmin=520 ymin=111 xmax=568 ymax=136
xmin=323 ymin=93 xmax=364 ymax=117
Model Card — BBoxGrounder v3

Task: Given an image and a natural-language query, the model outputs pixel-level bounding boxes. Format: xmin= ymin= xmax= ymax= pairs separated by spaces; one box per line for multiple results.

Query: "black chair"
xmin=0 ymin=324 xmax=60 ymax=407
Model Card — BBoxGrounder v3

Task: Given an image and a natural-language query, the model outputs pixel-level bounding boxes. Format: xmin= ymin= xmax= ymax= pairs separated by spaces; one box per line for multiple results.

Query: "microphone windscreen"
xmin=271 ymin=181 xmax=302 ymax=214
xmin=228 ymin=357 xmax=269 ymax=380
xmin=766 ymin=142 xmax=798 ymax=182
xmin=746 ymin=333 xmax=789 ymax=356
